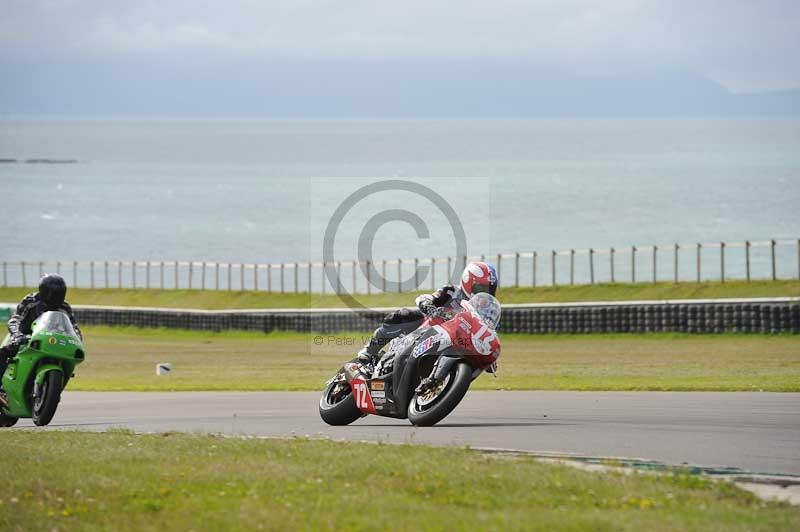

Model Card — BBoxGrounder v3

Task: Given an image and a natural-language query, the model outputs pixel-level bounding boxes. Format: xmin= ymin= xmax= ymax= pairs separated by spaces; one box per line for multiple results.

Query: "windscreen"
xmin=469 ymin=293 xmax=501 ymax=329
xmin=34 ymin=311 xmax=78 ymax=337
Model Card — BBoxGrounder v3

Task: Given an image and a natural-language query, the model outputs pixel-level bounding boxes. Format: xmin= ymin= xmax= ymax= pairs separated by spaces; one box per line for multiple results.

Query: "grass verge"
xmin=1 ymin=279 xmax=798 ymax=310
xmin=68 ymin=326 xmax=800 ymax=392
xmin=1 ymin=431 xmax=797 ymax=531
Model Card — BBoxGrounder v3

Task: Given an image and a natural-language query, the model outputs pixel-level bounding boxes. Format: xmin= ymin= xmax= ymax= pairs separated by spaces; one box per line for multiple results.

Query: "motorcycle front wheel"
xmin=32 ymin=371 xmax=63 ymax=426
xmin=319 ymin=378 xmax=362 ymax=426
xmin=408 ymin=361 xmax=472 ymax=427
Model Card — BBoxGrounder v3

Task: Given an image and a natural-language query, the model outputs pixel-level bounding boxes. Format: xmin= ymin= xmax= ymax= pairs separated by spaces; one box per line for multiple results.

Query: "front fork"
xmin=415 ymin=354 xmax=478 ymax=395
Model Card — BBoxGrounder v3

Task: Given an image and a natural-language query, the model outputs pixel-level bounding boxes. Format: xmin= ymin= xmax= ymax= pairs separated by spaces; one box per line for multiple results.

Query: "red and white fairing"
xmin=433 ymin=303 xmax=500 ymax=370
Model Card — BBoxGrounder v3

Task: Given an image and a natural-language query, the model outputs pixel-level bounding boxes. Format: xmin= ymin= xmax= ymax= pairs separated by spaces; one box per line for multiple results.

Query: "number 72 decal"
xmin=350 ymin=378 xmax=376 ymax=413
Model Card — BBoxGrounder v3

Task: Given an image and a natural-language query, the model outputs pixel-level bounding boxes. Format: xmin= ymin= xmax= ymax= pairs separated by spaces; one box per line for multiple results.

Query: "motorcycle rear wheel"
xmin=32 ymin=371 xmax=63 ymax=426
xmin=319 ymin=379 xmax=362 ymax=426
xmin=408 ymin=361 xmax=472 ymax=427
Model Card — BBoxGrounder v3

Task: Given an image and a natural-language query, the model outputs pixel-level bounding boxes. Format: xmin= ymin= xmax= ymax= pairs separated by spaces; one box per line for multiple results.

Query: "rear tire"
xmin=32 ymin=371 xmax=63 ymax=426
xmin=0 ymin=413 xmax=18 ymax=427
xmin=408 ymin=362 xmax=472 ymax=427
xmin=319 ymin=379 xmax=362 ymax=426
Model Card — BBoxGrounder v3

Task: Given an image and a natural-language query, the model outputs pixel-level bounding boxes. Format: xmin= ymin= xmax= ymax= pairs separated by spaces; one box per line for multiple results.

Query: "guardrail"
xmin=2 ymin=238 xmax=799 ymax=294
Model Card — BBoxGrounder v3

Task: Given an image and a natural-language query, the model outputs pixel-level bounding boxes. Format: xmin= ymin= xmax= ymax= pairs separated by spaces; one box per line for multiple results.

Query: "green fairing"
xmin=1 ymin=311 xmax=85 ymax=423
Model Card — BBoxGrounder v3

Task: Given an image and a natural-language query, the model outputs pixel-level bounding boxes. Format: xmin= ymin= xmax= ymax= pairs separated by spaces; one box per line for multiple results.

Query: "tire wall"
xmin=70 ymin=300 xmax=800 ymax=335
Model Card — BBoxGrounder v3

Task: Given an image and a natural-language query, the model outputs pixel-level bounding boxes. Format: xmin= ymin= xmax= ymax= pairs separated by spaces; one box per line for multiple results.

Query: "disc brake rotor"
xmin=416 ymin=373 xmax=451 ymax=407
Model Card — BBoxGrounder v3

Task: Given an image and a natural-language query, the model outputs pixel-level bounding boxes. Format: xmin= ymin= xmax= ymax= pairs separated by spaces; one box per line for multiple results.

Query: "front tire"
xmin=408 ymin=361 xmax=472 ymax=427
xmin=32 ymin=371 xmax=63 ymax=426
xmin=319 ymin=379 xmax=362 ymax=426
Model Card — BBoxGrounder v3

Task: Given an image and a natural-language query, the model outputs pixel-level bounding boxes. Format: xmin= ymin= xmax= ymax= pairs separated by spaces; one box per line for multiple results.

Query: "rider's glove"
xmin=431 ymin=285 xmax=456 ymax=307
xmin=10 ymin=334 xmax=29 ymax=347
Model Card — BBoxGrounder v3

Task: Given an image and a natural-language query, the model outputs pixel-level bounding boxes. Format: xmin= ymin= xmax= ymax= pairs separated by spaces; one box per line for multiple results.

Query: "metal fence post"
xmin=696 ymin=243 xmax=701 ymax=282
xmin=188 ymin=262 xmax=193 ymax=290
xmin=307 ymin=263 xmax=312 ymax=294
xmin=38 ymin=261 xmax=43 ymax=279
xmin=90 ymin=261 xmax=95 ymax=288
xmin=589 ymin=249 xmax=594 ymax=284
xmin=398 ymin=259 xmax=402 ymax=293
xmin=569 ymin=249 xmax=575 ymax=285
xmin=610 ymin=248 xmax=615 ymax=283
xmin=73 ymin=261 xmax=78 ymax=287
xmin=674 ymin=244 xmax=679 ymax=283
xmin=551 ymin=250 xmax=556 ymax=286
xmin=771 ymin=239 xmax=777 ymax=280
xmin=652 ymin=246 xmax=657 ymax=283
xmin=267 ymin=264 xmax=272 ymax=292
xmin=119 ymin=261 xmax=123 ymax=288
xmin=532 ymin=251 xmax=537 ymax=287
xmin=132 ymin=261 xmax=136 ymax=289
xmin=720 ymin=242 xmax=725 ymax=283
xmin=174 ymin=261 xmax=179 ymax=289
xmin=631 ymin=246 xmax=636 ymax=283
xmin=104 ymin=261 xmax=109 ymax=289
xmin=160 ymin=262 xmax=164 ymax=289
xmin=201 ymin=262 xmax=206 ymax=290
xmin=496 ymin=254 xmax=502 ymax=285
xmin=21 ymin=261 xmax=26 ymax=287
xmin=56 ymin=261 xmax=61 ymax=275
xmin=515 ymin=252 xmax=520 ymax=287
xmin=745 ymin=241 xmax=751 ymax=282
xmin=414 ymin=258 xmax=419 ymax=290
xmin=294 ymin=262 xmax=299 ymax=294
xmin=227 ymin=263 xmax=232 ymax=291
xmin=146 ymin=261 xmax=151 ymax=289
xmin=255 ymin=265 xmax=260 ymax=292
xmin=215 ymin=263 xmax=220 ymax=290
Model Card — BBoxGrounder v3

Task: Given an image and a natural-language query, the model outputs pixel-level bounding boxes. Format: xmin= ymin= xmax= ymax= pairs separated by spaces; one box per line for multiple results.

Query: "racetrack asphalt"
xmin=10 ymin=391 xmax=800 ymax=476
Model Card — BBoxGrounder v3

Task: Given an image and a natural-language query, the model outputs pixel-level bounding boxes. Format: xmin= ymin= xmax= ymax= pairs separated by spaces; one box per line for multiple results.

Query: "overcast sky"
xmin=1 ymin=1 xmax=798 ymax=116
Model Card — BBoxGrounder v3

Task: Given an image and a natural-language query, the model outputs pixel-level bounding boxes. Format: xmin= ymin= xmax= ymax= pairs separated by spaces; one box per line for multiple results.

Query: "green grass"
xmin=1 ymin=279 xmax=798 ymax=310
xmin=69 ymin=326 xmax=800 ymax=392
xmin=2 ymin=431 xmax=797 ymax=531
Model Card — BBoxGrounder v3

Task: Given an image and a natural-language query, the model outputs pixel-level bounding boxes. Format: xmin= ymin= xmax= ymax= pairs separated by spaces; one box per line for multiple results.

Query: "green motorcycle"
xmin=0 ymin=311 xmax=85 ymax=427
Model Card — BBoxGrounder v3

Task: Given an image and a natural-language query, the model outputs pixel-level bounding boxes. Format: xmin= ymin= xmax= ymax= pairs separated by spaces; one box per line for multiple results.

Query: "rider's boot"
xmin=356 ymin=327 xmax=393 ymax=364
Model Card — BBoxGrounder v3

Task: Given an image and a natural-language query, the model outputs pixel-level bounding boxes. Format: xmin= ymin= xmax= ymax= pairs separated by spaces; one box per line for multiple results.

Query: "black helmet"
xmin=39 ymin=273 xmax=67 ymax=310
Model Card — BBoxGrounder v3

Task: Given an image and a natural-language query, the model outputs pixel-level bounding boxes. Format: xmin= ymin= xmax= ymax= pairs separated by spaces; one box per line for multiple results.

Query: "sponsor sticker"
xmin=371 ymin=390 xmax=386 ymax=405
xmin=370 ymin=380 xmax=385 ymax=391
xmin=412 ymin=336 xmax=435 ymax=357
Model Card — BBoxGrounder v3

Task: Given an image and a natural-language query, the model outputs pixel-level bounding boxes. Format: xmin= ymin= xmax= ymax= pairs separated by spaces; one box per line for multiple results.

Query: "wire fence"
xmin=2 ymin=238 xmax=798 ymax=295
